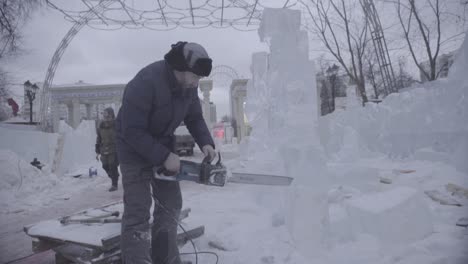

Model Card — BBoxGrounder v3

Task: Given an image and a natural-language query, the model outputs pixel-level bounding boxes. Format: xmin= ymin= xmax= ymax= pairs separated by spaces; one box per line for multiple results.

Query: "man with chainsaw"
xmin=116 ymin=41 xmax=216 ymax=264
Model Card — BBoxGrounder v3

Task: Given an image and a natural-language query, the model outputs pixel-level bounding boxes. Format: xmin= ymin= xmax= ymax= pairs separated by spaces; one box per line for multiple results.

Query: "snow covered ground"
xmin=1 ymin=152 xmax=467 ymax=263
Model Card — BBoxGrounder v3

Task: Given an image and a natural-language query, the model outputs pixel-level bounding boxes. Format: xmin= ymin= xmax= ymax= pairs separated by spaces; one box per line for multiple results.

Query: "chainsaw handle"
xmin=202 ymin=155 xmax=211 ymax=164
xmin=202 ymin=152 xmax=222 ymax=165
xmin=156 ymin=167 xmax=178 ymax=176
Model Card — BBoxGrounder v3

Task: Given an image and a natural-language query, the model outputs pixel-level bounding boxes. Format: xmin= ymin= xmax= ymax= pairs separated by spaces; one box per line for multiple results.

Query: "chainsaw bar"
xmin=229 ymin=172 xmax=293 ymax=186
xmin=153 ymin=153 xmax=293 ymax=187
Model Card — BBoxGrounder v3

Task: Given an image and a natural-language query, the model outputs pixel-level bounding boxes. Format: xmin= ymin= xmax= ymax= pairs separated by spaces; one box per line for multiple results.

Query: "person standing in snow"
xmin=116 ymin=41 xmax=216 ymax=264
xmin=95 ymin=107 xmax=119 ymax=192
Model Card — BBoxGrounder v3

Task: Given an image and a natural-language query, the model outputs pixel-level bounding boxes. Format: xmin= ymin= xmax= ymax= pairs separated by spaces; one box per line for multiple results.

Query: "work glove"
xmin=96 ymin=154 xmax=100 ymax=161
xmin=163 ymin=152 xmax=180 ymax=173
xmin=202 ymin=145 xmax=216 ymax=162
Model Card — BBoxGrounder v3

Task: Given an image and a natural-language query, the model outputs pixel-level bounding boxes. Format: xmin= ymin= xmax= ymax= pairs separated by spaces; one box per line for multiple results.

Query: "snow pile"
xmin=0 ymin=119 xmax=112 ymax=213
xmin=0 ymin=149 xmax=61 ymax=211
xmin=5 ymin=116 xmax=28 ymax=123
xmin=0 ymin=122 xmax=39 ymax=131
xmin=0 ymin=149 xmax=46 ymax=191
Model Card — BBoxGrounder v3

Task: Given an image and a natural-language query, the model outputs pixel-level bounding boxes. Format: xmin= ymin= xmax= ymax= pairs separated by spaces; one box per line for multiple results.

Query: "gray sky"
xmin=5 ymin=1 xmax=270 ymax=118
xmin=4 ymin=0 xmax=466 ymax=118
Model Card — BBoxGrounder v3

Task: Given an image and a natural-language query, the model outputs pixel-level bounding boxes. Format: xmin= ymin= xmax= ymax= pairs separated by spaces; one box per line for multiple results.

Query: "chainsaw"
xmin=153 ymin=153 xmax=293 ymax=187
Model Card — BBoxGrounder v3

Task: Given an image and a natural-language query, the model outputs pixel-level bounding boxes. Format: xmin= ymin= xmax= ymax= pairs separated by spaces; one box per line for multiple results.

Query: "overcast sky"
xmin=4 ymin=0 xmax=466 ymax=119
xmin=5 ymin=1 xmax=273 ymax=118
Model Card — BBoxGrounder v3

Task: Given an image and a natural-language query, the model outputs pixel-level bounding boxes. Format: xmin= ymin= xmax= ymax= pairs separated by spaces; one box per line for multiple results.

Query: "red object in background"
xmin=7 ymin=98 xmax=19 ymax=116
xmin=214 ymin=129 xmax=225 ymax=139
xmin=213 ymin=123 xmax=225 ymax=139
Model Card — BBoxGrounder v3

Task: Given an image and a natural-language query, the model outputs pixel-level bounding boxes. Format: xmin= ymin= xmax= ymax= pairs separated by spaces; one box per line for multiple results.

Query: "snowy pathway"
xmin=0 ymin=149 xmax=239 ymax=263
xmin=0 ymin=178 xmax=122 ymax=263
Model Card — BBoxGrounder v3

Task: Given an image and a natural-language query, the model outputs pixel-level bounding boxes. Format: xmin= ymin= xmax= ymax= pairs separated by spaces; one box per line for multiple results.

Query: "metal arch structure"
xmin=39 ymin=0 xmax=298 ymax=132
xmin=40 ymin=0 xmax=115 ymax=131
xmin=206 ymin=65 xmax=240 ymax=87
xmin=38 ymin=0 xmax=400 ymax=131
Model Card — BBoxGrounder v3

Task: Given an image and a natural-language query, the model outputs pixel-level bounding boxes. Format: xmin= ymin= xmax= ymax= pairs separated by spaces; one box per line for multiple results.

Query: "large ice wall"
xmin=319 ymin=32 xmax=468 ymax=171
xmin=0 ymin=120 xmax=98 ymax=175
xmin=245 ymin=8 xmax=330 ymax=258
xmin=449 ymin=31 xmax=468 ymax=82
xmin=319 ymin=75 xmax=468 ymax=163
xmin=0 ymin=126 xmax=59 ymax=165
xmin=447 ymin=31 xmax=468 ymax=174
xmin=59 ymin=120 xmax=97 ymax=175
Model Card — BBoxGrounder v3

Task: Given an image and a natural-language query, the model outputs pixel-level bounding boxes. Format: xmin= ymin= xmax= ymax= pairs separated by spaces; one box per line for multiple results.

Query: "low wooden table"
xmin=24 ymin=201 xmax=204 ymax=264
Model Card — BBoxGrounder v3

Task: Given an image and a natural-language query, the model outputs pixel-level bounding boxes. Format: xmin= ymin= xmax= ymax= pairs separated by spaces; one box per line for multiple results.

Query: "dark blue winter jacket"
xmin=116 ymin=60 xmax=214 ymax=167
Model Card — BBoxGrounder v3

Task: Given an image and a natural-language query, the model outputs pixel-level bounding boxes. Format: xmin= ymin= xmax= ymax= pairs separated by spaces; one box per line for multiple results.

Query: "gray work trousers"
xmin=120 ymin=163 xmax=182 ymax=264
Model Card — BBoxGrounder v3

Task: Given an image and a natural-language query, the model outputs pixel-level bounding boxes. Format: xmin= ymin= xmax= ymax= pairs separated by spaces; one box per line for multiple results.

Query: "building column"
xmin=70 ymin=98 xmax=81 ymax=129
xmin=85 ymin=103 xmax=93 ymax=120
xmin=51 ymin=101 xmax=60 ymax=132
xmin=230 ymin=83 xmax=247 ymax=143
xmin=66 ymin=101 xmax=73 ymax=126
xmin=229 ymin=79 xmax=249 ymax=143
xmin=234 ymin=93 xmax=246 ymax=143
xmin=199 ymin=80 xmax=213 ymax=128
xmin=95 ymin=104 xmax=100 ymax=121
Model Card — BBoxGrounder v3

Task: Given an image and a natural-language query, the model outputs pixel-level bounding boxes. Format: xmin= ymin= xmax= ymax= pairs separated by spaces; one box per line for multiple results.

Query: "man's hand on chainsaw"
xmin=163 ymin=152 xmax=180 ymax=173
xmin=202 ymin=145 xmax=216 ymax=162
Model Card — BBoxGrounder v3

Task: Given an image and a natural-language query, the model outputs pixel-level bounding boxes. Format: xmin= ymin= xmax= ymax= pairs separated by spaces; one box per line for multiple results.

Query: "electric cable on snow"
xmin=152 ymin=182 xmax=219 ymax=264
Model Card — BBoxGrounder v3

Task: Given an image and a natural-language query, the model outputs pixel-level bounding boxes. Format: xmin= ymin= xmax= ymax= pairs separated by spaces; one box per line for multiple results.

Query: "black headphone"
xmin=164 ymin=41 xmax=189 ymax=72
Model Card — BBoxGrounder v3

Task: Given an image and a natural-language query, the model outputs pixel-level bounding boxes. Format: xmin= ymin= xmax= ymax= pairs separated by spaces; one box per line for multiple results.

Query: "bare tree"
xmin=0 ymin=0 xmax=42 ymax=59
xmin=1 ymin=0 xmax=42 ymax=111
xmin=304 ymin=0 xmax=371 ymax=103
xmin=393 ymin=0 xmax=467 ymax=82
xmin=365 ymin=58 xmax=381 ymax=99
xmin=0 ymin=68 xmax=11 ymax=120
xmin=0 ymin=68 xmax=7 ymax=95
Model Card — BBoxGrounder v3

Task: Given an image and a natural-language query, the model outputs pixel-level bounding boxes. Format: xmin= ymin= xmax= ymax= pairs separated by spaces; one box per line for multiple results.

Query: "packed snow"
xmin=1 ymin=9 xmax=467 ymax=264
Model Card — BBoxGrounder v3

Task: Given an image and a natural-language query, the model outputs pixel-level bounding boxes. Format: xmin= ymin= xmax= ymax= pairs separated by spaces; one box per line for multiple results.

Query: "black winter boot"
xmin=109 ymin=177 xmax=118 ymax=192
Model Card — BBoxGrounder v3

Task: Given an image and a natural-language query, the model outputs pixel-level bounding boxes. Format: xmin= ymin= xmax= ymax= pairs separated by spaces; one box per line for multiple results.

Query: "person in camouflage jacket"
xmin=96 ymin=107 xmax=119 ymax=191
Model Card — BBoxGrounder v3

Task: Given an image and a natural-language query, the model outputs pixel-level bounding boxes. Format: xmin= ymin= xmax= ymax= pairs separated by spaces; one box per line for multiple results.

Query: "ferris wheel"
xmin=205 ymin=65 xmax=241 ymax=88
